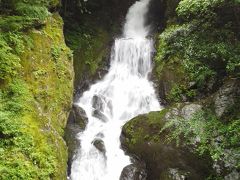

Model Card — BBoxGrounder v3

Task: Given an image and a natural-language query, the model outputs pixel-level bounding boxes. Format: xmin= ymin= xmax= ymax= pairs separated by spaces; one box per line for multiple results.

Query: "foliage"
xmin=176 ymin=0 xmax=225 ymax=20
xmin=0 ymin=0 xmax=56 ymax=33
xmin=154 ymin=0 xmax=240 ymax=177
xmin=157 ymin=21 xmax=240 ymax=82
xmin=0 ymin=16 xmax=37 ymax=32
xmin=0 ymin=1 xmax=72 ymax=179
xmin=167 ymin=84 xmax=196 ymax=102
xmin=64 ymin=19 xmax=109 ymax=78
xmin=15 ymin=3 xmax=49 ymax=21
xmin=0 ymin=80 xmax=57 ymax=179
xmin=156 ymin=0 xmax=240 ymax=101
xmin=0 ymin=35 xmax=21 ymax=80
xmin=0 ymin=0 xmax=59 ymax=12
xmin=161 ymin=110 xmax=240 ymax=172
xmin=51 ymin=45 xmax=62 ymax=61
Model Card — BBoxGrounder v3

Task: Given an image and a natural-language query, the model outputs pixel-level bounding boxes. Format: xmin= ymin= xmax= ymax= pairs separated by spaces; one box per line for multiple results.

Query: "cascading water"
xmin=70 ymin=0 xmax=161 ymax=179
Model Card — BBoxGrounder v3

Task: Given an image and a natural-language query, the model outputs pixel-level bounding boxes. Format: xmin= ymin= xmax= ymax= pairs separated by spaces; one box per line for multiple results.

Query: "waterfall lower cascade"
xmin=70 ymin=0 xmax=161 ymax=179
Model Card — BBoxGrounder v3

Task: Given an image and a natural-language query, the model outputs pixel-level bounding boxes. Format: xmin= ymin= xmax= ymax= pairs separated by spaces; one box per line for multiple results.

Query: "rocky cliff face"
xmin=0 ymin=1 xmax=73 ymax=179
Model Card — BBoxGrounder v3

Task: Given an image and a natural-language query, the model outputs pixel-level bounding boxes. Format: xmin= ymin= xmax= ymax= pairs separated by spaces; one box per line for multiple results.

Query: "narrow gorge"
xmin=0 ymin=0 xmax=239 ymax=180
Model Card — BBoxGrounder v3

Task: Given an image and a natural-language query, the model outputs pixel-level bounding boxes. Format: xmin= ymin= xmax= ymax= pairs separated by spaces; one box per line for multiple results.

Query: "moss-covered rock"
xmin=71 ymin=28 xmax=112 ymax=95
xmin=20 ymin=13 xmax=73 ymax=179
xmin=121 ymin=110 xmax=213 ymax=180
xmin=0 ymin=9 xmax=73 ymax=179
xmin=153 ymin=55 xmax=191 ymax=105
xmin=122 ymin=97 xmax=240 ymax=179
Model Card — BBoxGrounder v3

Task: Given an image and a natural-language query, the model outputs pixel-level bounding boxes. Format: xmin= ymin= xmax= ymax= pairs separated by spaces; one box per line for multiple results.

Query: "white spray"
xmin=70 ymin=0 xmax=161 ymax=179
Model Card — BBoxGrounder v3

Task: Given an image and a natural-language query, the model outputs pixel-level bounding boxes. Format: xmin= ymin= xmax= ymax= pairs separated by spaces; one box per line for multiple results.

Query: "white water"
xmin=70 ymin=0 xmax=161 ymax=179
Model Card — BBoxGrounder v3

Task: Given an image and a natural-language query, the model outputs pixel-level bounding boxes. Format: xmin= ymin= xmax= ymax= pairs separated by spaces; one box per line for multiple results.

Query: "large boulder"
xmin=121 ymin=109 xmax=213 ymax=180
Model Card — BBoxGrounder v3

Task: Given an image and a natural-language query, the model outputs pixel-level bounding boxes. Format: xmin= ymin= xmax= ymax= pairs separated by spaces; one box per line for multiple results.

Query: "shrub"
xmin=161 ymin=110 xmax=240 ymax=172
xmin=0 ymin=36 xmax=21 ymax=80
xmin=176 ymin=0 xmax=225 ymax=20
xmin=15 ymin=3 xmax=49 ymax=21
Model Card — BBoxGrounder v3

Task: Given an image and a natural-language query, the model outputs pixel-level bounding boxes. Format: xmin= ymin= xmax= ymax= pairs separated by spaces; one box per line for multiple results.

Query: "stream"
xmin=70 ymin=0 xmax=161 ymax=179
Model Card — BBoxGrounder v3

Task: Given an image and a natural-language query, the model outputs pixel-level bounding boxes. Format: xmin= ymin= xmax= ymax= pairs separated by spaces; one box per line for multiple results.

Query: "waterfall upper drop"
xmin=70 ymin=0 xmax=161 ymax=179
xmin=124 ymin=0 xmax=150 ymax=38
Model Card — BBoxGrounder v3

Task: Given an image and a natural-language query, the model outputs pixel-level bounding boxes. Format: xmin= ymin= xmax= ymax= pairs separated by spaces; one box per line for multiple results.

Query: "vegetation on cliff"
xmin=0 ymin=0 xmax=73 ymax=179
xmin=155 ymin=0 xmax=240 ymax=103
xmin=123 ymin=0 xmax=240 ymax=179
xmin=1 ymin=0 xmax=239 ymax=179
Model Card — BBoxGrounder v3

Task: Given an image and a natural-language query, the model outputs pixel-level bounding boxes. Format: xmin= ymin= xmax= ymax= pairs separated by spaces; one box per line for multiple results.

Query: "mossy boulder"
xmin=121 ymin=109 xmax=213 ymax=180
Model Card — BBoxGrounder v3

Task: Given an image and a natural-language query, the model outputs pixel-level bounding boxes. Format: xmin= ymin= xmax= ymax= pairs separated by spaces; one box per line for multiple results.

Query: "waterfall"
xmin=70 ymin=0 xmax=161 ymax=179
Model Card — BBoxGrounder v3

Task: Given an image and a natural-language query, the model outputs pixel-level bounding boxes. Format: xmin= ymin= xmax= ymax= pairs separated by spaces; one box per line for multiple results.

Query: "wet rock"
xmin=72 ymin=103 xmax=88 ymax=129
xmin=92 ymin=95 xmax=105 ymax=111
xmin=64 ymin=116 xmax=82 ymax=176
xmin=214 ymin=79 xmax=240 ymax=119
xmin=120 ymin=164 xmax=147 ymax=180
xmin=92 ymin=95 xmax=109 ymax=122
xmin=92 ymin=139 xmax=106 ymax=154
xmin=92 ymin=109 xmax=108 ymax=122
xmin=96 ymin=132 xmax=104 ymax=138
xmin=65 ymin=104 xmax=88 ymax=175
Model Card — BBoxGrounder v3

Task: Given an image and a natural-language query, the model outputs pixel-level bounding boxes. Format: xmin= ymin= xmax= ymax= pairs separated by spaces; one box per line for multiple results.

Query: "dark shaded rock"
xmin=214 ymin=78 xmax=240 ymax=120
xmin=64 ymin=104 xmax=88 ymax=176
xmin=92 ymin=95 xmax=104 ymax=111
xmin=146 ymin=0 xmax=181 ymax=34
xmin=120 ymin=163 xmax=147 ymax=180
xmin=92 ymin=95 xmax=109 ymax=122
xmin=92 ymin=139 xmax=106 ymax=154
xmin=92 ymin=110 xmax=108 ymax=122
xmin=64 ymin=116 xmax=81 ymax=176
xmin=71 ymin=31 xmax=112 ymax=100
xmin=121 ymin=110 xmax=213 ymax=180
xmin=152 ymin=57 xmax=189 ymax=106
xmin=72 ymin=103 xmax=88 ymax=129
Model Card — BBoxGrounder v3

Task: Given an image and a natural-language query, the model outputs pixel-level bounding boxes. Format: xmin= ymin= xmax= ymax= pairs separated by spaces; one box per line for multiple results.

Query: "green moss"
xmin=123 ymin=110 xmax=169 ymax=149
xmin=64 ymin=21 xmax=111 ymax=87
xmin=0 ymin=10 xmax=73 ymax=180
xmin=77 ymin=30 xmax=109 ymax=75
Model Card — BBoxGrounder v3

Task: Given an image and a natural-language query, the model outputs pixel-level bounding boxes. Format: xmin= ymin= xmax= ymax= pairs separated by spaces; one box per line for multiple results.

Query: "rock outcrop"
xmin=121 ymin=110 xmax=213 ymax=180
